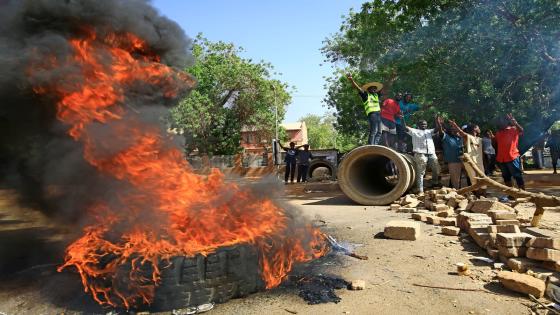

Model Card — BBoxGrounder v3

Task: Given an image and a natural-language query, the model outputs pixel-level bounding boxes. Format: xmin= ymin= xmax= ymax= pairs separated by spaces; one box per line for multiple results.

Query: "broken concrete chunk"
xmin=498 ymin=245 xmax=527 ymax=258
xmin=487 ymin=225 xmax=521 ymax=234
xmin=541 ymin=261 xmax=560 ymax=272
xmin=436 ymin=209 xmax=454 ymax=218
xmin=497 ymin=271 xmax=546 ymax=298
xmin=397 ymin=207 xmax=417 ymax=213
xmin=424 ymin=200 xmax=434 ymax=211
xmin=442 ymin=226 xmax=460 ymax=236
xmin=402 ymin=195 xmax=419 ymax=207
xmin=527 ymin=237 xmax=560 ymax=250
xmin=496 ymin=233 xmax=534 ymax=247
xmin=411 ymin=213 xmax=428 ymax=222
xmin=440 ymin=218 xmax=457 ymax=227
xmin=487 ymin=248 xmax=499 ymax=260
xmin=487 ymin=210 xmax=517 ymax=221
xmin=507 ymin=257 xmax=542 ymax=273
xmin=527 ymin=248 xmax=560 ymax=262
xmin=469 ymin=227 xmax=491 ymax=249
xmin=470 ymin=200 xmax=515 ymax=214
xmin=384 ymin=221 xmax=421 ymax=241
xmin=495 ymin=220 xmax=520 ymax=226
xmin=434 ymin=204 xmax=450 ymax=212
xmin=457 ymin=212 xmax=492 ymax=231
xmin=349 ymin=279 xmax=366 ymax=290
xmin=457 ymin=199 xmax=469 ymax=211
xmin=525 ymin=227 xmax=560 ymax=238
xmin=390 ymin=204 xmax=401 ymax=211
xmin=426 ymin=216 xmax=441 ymax=225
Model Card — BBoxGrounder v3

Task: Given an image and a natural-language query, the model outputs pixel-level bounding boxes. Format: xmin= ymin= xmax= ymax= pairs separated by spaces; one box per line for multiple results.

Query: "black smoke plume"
xmin=0 ymin=0 xmax=193 ymax=222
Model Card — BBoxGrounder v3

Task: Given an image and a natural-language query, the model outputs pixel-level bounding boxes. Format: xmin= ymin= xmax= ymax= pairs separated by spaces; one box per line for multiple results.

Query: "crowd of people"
xmin=346 ymin=74 xmax=530 ymax=195
xmin=280 ymin=75 xmax=559 ymax=189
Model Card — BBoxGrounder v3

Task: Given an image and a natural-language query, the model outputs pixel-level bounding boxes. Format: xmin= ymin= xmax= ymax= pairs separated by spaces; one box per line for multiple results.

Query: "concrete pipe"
xmin=337 ymin=145 xmax=416 ymax=205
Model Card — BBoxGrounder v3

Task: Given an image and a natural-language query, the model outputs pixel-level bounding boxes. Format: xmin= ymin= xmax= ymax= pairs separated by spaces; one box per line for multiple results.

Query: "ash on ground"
xmin=289 ymin=274 xmax=349 ymax=305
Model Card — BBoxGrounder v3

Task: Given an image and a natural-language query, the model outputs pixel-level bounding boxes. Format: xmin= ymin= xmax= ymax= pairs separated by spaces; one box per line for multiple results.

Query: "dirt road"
xmin=0 ymin=186 xmax=545 ymax=314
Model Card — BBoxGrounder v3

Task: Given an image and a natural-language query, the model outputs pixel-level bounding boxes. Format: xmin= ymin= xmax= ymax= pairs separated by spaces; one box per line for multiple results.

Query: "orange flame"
xmin=29 ymin=28 xmax=328 ymax=308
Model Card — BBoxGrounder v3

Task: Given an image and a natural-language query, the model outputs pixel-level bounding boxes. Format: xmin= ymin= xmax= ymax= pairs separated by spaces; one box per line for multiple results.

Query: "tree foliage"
xmin=299 ymin=113 xmax=360 ymax=151
xmin=323 ymin=0 xmax=560 ymax=142
xmin=171 ymin=35 xmax=291 ymax=155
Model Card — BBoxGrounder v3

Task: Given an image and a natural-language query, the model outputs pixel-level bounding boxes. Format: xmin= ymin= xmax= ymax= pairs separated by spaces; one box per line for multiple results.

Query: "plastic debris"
xmin=472 ymin=256 xmax=494 ymax=263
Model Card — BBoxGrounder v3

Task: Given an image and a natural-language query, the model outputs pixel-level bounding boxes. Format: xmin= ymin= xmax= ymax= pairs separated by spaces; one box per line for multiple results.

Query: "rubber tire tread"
xmin=150 ymin=245 xmax=263 ymax=311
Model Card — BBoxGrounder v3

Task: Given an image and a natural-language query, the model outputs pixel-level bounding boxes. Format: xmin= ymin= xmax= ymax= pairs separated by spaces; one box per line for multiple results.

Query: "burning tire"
xmin=150 ymin=245 xmax=263 ymax=311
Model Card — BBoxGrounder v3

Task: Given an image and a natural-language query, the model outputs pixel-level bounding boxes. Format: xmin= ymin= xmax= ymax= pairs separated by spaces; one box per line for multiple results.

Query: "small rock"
xmin=349 ymin=279 xmax=366 ymax=290
xmin=493 ymin=263 xmax=505 ymax=270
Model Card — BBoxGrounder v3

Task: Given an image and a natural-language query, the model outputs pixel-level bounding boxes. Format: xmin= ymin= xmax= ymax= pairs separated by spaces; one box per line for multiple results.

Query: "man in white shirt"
xmin=402 ymin=117 xmax=441 ymax=193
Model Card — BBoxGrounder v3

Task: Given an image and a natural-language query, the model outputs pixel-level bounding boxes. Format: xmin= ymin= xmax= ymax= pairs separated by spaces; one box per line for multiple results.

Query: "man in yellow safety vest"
xmin=346 ymin=74 xmax=383 ymax=145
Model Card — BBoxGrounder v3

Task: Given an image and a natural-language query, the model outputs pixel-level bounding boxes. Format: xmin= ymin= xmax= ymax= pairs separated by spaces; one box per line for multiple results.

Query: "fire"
xmin=28 ymin=27 xmax=328 ymax=308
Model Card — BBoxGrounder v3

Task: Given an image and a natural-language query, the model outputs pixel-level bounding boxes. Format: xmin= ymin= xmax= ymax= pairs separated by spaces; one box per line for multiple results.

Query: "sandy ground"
xmin=0 ymin=175 xmax=559 ymax=314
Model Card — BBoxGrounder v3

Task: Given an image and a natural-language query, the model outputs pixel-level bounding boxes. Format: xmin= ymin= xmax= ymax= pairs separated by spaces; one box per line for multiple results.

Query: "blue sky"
xmin=152 ymin=0 xmax=364 ymax=123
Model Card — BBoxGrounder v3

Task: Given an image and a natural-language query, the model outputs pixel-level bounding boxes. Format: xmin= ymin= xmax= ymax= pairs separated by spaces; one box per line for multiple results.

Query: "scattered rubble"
xmin=388 ymin=186 xmax=560 ymax=304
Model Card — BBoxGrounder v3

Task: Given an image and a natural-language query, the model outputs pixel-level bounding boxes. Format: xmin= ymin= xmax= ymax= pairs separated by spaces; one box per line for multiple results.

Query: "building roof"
xmin=281 ymin=121 xmax=306 ymax=130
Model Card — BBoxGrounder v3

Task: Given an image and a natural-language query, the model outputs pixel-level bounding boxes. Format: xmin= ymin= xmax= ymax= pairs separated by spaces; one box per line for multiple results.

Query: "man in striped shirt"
xmin=401 ymin=116 xmax=441 ymax=193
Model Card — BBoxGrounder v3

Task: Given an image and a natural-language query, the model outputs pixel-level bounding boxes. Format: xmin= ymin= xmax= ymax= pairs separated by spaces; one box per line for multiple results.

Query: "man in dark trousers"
xmin=346 ymin=74 xmax=384 ymax=145
xmin=281 ymin=142 xmax=300 ymax=184
xmin=493 ymin=113 xmax=525 ymax=189
xmin=546 ymin=130 xmax=560 ymax=174
xmin=296 ymin=144 xmax=314 ymax=183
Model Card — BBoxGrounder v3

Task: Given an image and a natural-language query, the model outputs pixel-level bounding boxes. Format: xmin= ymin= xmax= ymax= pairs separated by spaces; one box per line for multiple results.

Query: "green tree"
xmin=323 ymin=0 xmax=560 ymax=144
xmin=171 ymin=35 xmax=291 ymax=155
xmin=300 ymin=113 xmax=360 ymax=152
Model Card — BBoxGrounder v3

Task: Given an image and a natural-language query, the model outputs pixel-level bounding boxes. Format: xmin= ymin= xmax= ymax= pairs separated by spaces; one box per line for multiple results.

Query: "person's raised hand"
xmin=506 ymin=113 xmax=517 ymax=123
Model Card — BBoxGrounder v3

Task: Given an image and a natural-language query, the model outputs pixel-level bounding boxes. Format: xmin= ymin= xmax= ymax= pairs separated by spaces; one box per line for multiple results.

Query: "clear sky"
xmin=151 ymin=0 xmax=364 ymax=123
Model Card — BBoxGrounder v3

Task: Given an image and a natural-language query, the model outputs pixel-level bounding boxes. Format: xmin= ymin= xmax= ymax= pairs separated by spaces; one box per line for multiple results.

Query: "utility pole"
xmin=272 ymin=84 xmax=278 ymax=141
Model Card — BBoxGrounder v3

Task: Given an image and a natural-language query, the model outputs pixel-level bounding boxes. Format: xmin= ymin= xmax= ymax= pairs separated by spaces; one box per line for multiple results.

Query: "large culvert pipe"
xmin=337 ymin=145 xmax=416 ymax=205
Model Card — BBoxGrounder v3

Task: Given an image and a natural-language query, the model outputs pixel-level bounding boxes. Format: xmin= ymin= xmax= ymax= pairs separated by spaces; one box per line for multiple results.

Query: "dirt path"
xmin=0 ymin=187 xmax=552 ymax=314
xmin=214 ymin=191 xmax=532 ymax=315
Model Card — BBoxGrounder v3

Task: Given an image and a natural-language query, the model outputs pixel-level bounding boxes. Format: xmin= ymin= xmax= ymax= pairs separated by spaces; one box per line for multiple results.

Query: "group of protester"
xmin=532 ymin=130 xmax=560 ymax=174
xmin=280 ymin=74 xmax=559 ymax=189
xmin=346 ymin=74 xmax=527 ymax=194
xmin=281 ymin=142 xmax=314 ymax=184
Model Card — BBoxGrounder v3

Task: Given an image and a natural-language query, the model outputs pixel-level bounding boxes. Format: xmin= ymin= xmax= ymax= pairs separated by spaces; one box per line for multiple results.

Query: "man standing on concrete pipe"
xmin=400 ymin=115 xmax=442 ymax=193
xmin=346 ymin=74 xmax=384 ymax=145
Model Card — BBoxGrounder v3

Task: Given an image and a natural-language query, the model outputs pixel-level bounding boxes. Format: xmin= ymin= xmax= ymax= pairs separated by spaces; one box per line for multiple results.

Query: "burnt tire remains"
xmin=150 ymin=245 xmax=263 ymax=311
